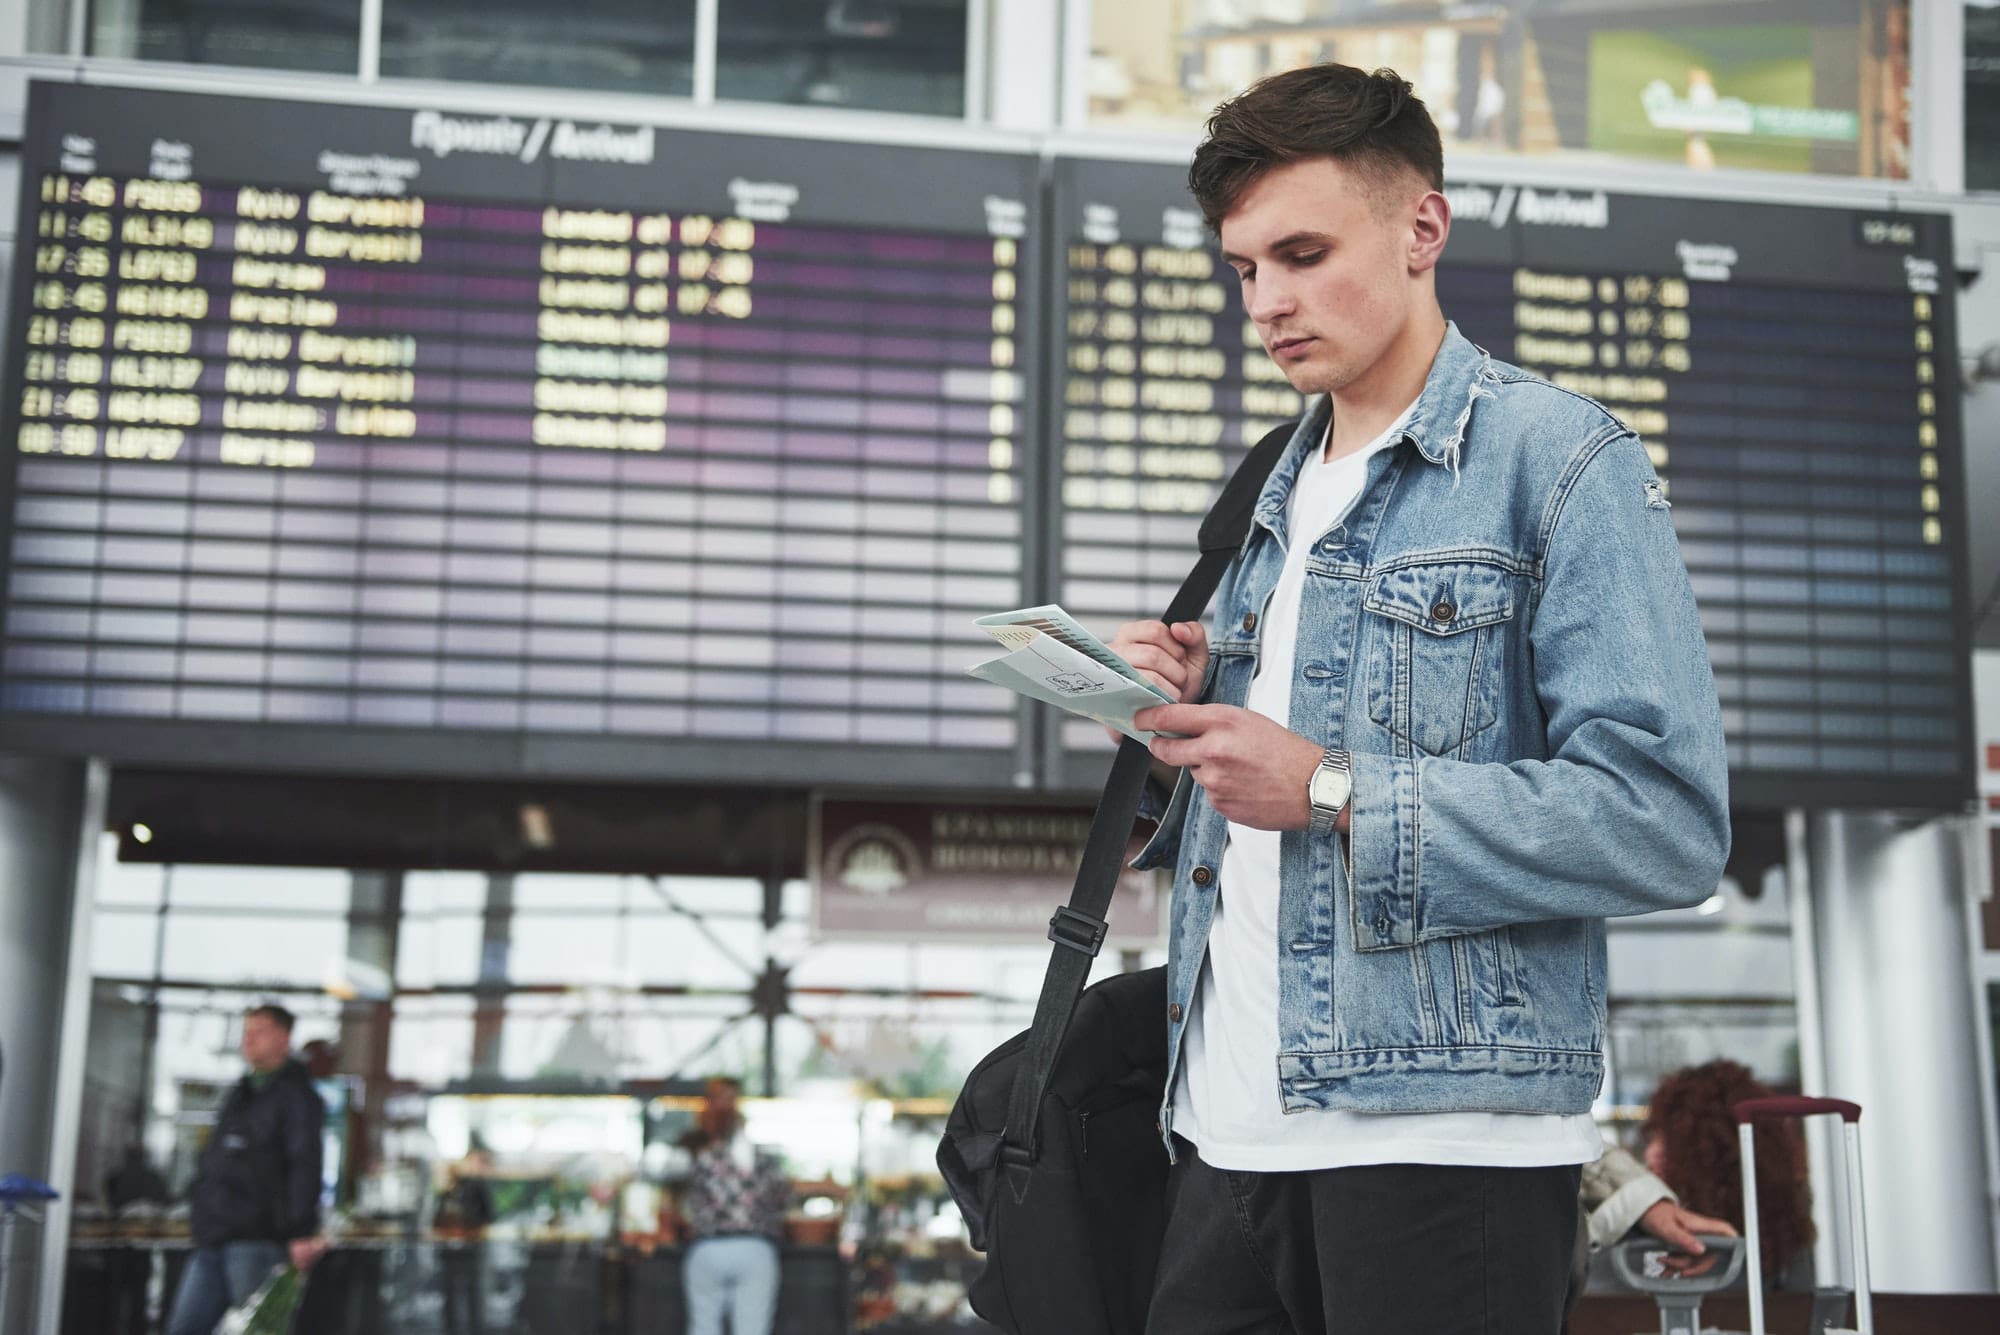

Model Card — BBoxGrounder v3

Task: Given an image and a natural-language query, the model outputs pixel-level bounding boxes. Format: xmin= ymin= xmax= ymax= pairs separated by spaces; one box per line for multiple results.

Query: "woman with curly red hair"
xmin=1643 ymin=1059 xmax=1817 ymax=1286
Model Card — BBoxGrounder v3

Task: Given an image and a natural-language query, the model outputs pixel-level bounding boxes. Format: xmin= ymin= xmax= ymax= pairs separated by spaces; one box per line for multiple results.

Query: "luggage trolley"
xmin=1735 ymin=1095 xmax=1873 ymax=1335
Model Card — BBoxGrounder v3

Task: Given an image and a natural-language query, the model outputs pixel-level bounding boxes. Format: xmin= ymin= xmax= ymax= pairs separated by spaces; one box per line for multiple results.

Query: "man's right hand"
xmin=1105 ymin=620 xmax=1210 ymax=752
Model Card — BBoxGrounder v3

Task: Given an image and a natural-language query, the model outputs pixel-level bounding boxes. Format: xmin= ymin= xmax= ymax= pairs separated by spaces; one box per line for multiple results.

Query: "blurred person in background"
xmin=165 ymin=1003 xmax=327 ymax=1335
xmin=105 ymin=1140 xmax=169 ymax=1210
xmin=675 ymin=1076 xmax=791 ymax=1335
xmin=1643 ymin=1058 xmax=1816 ymax=1288
xmin=438 ymin=1136 xmax=496 ymax=1335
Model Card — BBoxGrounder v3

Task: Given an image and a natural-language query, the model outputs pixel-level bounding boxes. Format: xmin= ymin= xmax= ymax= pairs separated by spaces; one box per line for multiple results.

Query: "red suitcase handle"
xmin=1731 ymin=1095 xmax=1861 ymax=1124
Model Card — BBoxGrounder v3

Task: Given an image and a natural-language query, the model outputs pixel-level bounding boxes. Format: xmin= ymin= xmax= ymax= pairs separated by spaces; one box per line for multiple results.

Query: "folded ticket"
xmin=966 ymin=604 xmax=1175 ymax=742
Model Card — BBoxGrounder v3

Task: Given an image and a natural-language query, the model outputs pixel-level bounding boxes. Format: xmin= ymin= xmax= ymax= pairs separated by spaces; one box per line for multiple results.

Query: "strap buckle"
xmin=1047 ymin=906 xmax=1108 ymax=958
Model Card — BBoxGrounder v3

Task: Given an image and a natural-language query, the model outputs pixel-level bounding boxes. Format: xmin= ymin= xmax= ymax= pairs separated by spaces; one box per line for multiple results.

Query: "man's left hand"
xmin=1134 ymin=703 xmax=1325 ymax=830
xmin=289 ymin=1237 xmax=328 ymax=1273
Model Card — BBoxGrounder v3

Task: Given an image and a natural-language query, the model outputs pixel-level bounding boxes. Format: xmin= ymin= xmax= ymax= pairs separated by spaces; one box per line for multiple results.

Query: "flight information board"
xmin=0 ymin=82 xmax=1040 ymax=785
xmin=1052 ymin=159 xmax=1974 ymax=809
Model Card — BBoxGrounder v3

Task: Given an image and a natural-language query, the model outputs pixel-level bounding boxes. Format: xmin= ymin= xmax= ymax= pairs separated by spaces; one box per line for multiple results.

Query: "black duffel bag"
xmin=939 ymin=966 xmax=1168 ymax=1334
xmin=937 ymin=422 xmax=1292 ymax=1335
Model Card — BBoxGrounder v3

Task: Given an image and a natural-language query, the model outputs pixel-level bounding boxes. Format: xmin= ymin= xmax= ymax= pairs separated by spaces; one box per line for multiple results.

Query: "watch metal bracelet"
xmin=1307 ymin=747 xmax=1352 ymax=837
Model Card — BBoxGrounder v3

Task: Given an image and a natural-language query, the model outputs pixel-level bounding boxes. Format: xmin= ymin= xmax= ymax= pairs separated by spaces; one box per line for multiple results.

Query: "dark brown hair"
xmin=246 ymin=1002 xmax=295 ymax=1033
xmin=1189 ymin=63 xmax=1443 ymax=231
xmin=698 ymin=1075 xmax=745 ymax=1143
xmin=1644 ymin=1060 xmax=1816 ymax=1279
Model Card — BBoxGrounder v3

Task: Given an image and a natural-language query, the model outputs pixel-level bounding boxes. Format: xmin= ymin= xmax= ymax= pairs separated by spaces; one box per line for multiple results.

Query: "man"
xmin=674 ymin=1076 xmax=791 ymax=1335
xmin=166 ymin=1003 xmax=326 ymax=1335
xmin=1108 ymin=63 xmax=1729 ymax=1334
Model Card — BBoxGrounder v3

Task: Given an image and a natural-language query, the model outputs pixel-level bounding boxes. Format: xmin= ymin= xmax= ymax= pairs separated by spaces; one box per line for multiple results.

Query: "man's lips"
xmin=1270 ymin=335 xmax=1315 ymax=359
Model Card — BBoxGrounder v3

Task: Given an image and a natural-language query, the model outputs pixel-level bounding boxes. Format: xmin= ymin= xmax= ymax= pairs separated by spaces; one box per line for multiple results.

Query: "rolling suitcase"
xmin=1734 ymin=1095 xmax=1873 ymax=1335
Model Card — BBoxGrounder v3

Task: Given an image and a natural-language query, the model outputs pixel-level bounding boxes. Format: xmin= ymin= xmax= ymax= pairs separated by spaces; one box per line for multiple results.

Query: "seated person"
xmin=1643 ymin=1058 xmax=1816 ymax=1289
xmin=1584 ymin=1141 xmax=1735 ymax=1261
xmin=1566 ymin=1140 xmax=1736 ymax=1321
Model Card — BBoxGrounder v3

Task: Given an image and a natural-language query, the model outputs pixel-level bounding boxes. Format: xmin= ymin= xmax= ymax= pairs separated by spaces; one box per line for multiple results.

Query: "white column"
xmin=986 ymin=0 xmax=1064 ymax=132
xmin=1806 ymin=810 xmax=1997 ymax=1292
xmin=1910 ymin=0 xmax=1966 ymax=194
xmin=0 ymin=754 xmax=100 ymax=1335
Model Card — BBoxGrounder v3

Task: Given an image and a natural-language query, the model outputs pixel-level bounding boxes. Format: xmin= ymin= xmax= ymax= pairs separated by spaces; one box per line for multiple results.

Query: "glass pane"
xmin=96 ymin=860 xmax=166 ymax=909
xmin=717 ymin=0 xmax=967 ymax=117
xmin=160 ymin=910 xmax=348 ymax=986
xmin=404 ymin=869 xmax=488 ymax=914
xmin=380 ymin=0 xmax=696 ymax=96
xmin=394 ymin=902 xmax=484 ymax=987
xmin=90 ymin=909 xmax=162 ymax=978
xmin=1087 ymin=0 xmax=1910 ymax=180
xmin=387 ymin=995 xmax=476 ymax=1084
xmin=513 ymin=872 xmax=635 ymax=912
xmin=89 ymin=0 xmax=363 ymax=73
xmin=163 ymin=864 xmax=351 ymax=912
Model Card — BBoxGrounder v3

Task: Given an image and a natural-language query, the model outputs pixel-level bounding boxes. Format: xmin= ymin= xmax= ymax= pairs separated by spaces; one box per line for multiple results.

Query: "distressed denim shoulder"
xmin=1133 ymin=324 xmax=1730 ymax=1141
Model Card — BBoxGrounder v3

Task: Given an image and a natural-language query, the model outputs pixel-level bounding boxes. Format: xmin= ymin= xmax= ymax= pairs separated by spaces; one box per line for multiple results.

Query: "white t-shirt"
xmin=1173 ymin=406 xmax=1603 ymax=1173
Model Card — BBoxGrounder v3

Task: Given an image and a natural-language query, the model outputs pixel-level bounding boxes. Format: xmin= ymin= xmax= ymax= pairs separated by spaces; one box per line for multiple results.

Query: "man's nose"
xmin=1245 ymin=274 xmax=1296 ymax=326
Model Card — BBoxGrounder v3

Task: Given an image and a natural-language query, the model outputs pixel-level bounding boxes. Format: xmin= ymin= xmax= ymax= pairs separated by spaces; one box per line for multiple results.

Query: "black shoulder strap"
xmin=999 ymin=420 xmax=1296 ymax=1184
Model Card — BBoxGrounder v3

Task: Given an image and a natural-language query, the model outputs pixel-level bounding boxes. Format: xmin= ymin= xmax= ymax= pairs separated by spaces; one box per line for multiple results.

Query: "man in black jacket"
xmin=166 ymin=1003 xmax=327 ymax=1335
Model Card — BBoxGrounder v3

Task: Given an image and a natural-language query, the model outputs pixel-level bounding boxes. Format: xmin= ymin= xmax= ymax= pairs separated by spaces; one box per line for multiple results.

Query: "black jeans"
xmin=1146 ymin=1138 xmax=1581 ymax=1335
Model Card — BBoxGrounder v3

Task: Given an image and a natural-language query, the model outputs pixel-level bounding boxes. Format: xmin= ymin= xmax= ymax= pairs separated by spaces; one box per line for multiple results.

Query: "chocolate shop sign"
xmin=810 ymin=797 xmax=1165 ymax=944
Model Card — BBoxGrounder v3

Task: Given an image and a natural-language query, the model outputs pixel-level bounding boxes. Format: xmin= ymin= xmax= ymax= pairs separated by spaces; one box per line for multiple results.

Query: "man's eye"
xmin=1289 ymin=251 xmax=1325 ymax=265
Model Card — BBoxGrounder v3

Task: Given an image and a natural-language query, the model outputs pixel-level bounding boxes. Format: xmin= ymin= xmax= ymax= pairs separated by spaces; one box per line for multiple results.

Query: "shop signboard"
xmin=810 ymin=794 xmax=1166 ymax=944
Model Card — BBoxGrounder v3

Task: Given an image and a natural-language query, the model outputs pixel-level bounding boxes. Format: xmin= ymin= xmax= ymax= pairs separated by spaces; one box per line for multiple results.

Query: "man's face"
xmin=707 ymin=1080 xmax=739 ymax=1118
xmin=240 ymin=1013 xmax=290 ymax=1071
xmin=1219 ymin=156 xmax=1438 ymax=396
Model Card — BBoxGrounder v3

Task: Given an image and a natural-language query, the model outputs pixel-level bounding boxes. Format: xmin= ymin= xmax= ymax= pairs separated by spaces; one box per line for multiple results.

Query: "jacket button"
xmin=1375 ymin=916 xmax=1391 ymax=935
xmin=1431 ymin=601 xmax=1456 ymax=623
xmin=1242 ymin=611 xmax=1258 ymax=632
xmin=1169 ymin=1003 xmax=1184 ymax=1023
xmin=1191 ymin=865 xmax=1213 ymax=886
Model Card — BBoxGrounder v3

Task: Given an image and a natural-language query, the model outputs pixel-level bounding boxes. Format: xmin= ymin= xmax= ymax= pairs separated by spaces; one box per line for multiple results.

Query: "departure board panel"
xmin=0 ymin=82 xmax=1040 ymax=785
xmin=1052 ymin=159 xmax=1974 ymax=809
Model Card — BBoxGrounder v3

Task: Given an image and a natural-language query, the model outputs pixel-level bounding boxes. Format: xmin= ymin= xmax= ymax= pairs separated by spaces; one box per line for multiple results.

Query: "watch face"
xmin=1309 ymin=764 xmax=1351 ymax=812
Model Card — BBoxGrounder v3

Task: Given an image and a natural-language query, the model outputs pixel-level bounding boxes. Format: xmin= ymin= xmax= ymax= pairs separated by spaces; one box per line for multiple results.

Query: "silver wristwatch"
xmin=1306 ymin=748 xmax=1353 ymax=837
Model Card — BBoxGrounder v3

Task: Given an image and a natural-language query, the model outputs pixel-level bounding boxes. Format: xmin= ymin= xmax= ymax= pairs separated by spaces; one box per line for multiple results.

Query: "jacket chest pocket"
xmin=1362 ymin=559 xmax=1515 ymax=758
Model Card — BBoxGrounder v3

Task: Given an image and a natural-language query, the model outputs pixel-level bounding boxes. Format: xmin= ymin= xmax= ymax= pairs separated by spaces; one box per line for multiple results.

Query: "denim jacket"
xmin=1133 ymin=324 xmax=1730 ymax=1142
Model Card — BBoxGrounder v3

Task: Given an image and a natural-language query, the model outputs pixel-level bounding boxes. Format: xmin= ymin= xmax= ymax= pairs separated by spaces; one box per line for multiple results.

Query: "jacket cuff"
xmin=1130 ymin=767 xmax=1193 ymax=871
xmin=1587 ymin=1175 xmax=1678 ymax=1251
xmin=1346 ymin=750 xmax=1418 ymax=951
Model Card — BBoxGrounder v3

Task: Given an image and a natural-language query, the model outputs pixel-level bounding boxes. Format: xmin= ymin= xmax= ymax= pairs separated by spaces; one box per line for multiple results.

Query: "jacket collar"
xmin=1252 ymin=322 xmax=1494 ymax=535
xmin=1400 ymin=322 xmax=1496 ymax=471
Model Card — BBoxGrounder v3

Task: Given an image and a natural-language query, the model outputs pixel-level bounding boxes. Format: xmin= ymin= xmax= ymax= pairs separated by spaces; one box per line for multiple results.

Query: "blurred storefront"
xmin=1085 ymin=0 xmax=1913 ymax=180
xmin=51 ymin=773 xmax=1164 ymax=1331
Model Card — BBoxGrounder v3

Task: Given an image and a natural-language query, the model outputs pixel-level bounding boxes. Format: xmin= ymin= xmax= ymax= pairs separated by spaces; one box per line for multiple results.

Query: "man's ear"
xmin=1409 ymin=189 xmax=1451 ymax=274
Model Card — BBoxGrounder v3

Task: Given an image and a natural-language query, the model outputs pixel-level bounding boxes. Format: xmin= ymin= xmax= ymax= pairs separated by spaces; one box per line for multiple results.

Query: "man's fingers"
xmin=1112 ymin=621 xmax=1182 ymax=656
xmin=1121 ymin=643 xmax=1192 ymax=691
xmin=1136 ymin=703 xmax=1215 ymax=740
